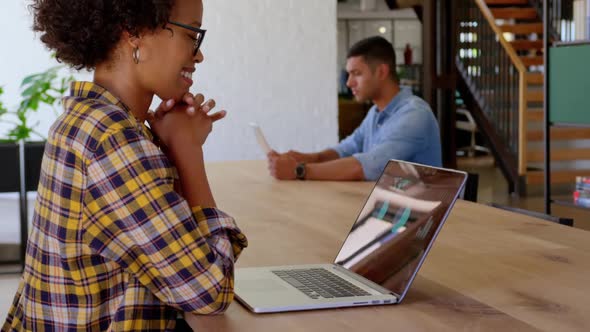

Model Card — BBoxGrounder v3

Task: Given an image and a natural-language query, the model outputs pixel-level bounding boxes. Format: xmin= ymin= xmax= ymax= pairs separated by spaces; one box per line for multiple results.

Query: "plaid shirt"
xmin=2 ymin=82 xmax=247 ymax=331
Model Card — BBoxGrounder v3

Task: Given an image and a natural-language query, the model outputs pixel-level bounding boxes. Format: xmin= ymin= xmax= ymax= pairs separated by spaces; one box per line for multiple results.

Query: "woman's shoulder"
xmin=51 ymin=96 xmax=139 ymax=153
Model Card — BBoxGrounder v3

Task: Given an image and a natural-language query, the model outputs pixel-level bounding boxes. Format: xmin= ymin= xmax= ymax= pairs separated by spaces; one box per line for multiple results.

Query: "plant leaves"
xmin=20 ymin=73 xmax=43 ymax=87
xmin=0 ymin=64 xmax=75 ymax=141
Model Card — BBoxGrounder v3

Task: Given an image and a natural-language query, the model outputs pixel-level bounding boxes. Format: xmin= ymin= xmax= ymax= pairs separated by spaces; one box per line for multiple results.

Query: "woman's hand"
xmin=152 ymin=93 xmax=220 ymax=118
xmin=148 ymin=93 xmax=226 ymax=148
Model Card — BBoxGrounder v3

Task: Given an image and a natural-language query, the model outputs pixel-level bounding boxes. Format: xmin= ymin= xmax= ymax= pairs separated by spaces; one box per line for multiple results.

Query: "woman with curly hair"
xmin=2 ymin=0 xmax=247 ymax=331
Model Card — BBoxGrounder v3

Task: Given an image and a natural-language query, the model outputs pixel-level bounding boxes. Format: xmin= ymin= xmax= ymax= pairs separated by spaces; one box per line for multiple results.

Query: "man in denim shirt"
xmin=268 ymin=36 xmax=441 ymax=181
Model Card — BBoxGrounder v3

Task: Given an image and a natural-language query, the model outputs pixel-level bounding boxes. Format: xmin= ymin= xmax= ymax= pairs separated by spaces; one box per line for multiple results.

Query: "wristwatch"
xmin=295 ymin=162 xmax=306 ymax=180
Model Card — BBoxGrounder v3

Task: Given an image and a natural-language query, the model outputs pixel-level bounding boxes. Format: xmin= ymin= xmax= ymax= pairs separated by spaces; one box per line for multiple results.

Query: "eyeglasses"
xmin=167 ymin=21 xmax=207 ymax=56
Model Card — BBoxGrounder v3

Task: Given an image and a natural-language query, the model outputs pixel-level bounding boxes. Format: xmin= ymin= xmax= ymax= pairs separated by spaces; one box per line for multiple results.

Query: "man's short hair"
xmin=347 ymin=36 xmax=398 ymax=82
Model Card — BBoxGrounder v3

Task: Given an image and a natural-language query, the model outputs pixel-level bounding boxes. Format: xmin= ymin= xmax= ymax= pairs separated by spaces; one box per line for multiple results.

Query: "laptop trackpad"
xmin=238 ymin=278 xmax=289 ymax=293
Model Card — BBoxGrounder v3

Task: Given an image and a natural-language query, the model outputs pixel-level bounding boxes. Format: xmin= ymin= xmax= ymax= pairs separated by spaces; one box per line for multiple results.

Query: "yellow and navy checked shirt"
xmin=2 ymin=82 xmax=248 ymax=331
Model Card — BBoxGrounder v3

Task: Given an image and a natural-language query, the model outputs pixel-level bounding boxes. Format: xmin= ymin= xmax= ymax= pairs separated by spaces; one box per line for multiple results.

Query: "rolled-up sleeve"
xmin=331 ymin=111 xmax=371 ymax=158
xmin=82 ymin=128 xmax=247 ymax=315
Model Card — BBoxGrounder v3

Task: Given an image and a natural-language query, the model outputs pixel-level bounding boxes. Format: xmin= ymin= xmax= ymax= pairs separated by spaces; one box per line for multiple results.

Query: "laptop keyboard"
xmin=272 ymin=268 xmax=371 ymax=300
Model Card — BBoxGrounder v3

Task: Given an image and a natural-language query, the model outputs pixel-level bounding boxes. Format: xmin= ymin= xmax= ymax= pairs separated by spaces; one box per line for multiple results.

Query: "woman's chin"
xmin=156 ymin=89 xmax=189 ymax=103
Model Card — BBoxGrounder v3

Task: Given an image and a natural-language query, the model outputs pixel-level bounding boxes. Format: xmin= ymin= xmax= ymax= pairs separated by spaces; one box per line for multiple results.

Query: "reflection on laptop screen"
xmin=334 ymin=160 xmax=466 ymax=297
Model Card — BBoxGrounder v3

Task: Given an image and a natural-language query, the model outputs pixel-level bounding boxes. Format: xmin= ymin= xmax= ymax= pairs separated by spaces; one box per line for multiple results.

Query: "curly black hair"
xmin=30 ymin=0 xmax=175 ymax=70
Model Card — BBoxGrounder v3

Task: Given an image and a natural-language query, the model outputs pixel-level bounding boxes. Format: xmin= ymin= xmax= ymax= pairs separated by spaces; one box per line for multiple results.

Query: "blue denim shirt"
xmin=332 ymin=88 xmax=442 ymax=180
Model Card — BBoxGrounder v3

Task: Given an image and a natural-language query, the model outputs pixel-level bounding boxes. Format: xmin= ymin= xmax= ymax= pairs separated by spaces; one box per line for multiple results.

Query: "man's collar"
xmin=377 ymin=87 xmax=412 ymax=114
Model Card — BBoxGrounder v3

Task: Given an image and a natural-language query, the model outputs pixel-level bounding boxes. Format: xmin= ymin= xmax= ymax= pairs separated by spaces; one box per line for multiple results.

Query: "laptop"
xmin=235 ymin=159 xmax=467 ymax=313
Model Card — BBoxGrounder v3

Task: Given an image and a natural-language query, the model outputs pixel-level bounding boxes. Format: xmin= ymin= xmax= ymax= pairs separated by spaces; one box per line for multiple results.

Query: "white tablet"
xmin=249 ymin=122 xmax=272 ymax=154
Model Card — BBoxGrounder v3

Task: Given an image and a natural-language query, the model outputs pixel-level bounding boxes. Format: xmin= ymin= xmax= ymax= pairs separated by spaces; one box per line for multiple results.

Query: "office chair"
xmin=456 ymin=108 xmax=490 ymax=157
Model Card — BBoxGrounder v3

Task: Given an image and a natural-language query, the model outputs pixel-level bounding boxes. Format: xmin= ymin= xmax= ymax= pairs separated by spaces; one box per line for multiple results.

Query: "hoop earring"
xmin=133 ymin=47 xmax=140 ymax=64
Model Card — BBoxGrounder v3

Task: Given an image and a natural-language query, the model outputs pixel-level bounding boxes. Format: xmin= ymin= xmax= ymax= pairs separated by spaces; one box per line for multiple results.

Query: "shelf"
xmin=337 ymin=8 xmax=417 ymax=20
xmin=551 ymin=191 xmax=590 ymax=211
xmin=550 ymin=122 xmax=590 ymax=128
xmin=544 ymin=18 xmax=590 ymax=215
xmin=553 ymin=41 xmax=590 ymax=47
xmin=552 ymin=199 xmax=590 ymax=211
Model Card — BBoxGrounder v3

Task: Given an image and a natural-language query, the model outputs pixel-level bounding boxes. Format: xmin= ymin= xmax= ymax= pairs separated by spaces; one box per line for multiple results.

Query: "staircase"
xmin=456 ymin=0 xmax=590 ymax=194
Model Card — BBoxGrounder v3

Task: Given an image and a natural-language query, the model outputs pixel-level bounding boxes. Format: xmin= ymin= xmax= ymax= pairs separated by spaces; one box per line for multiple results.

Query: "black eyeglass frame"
xmin=167 ymin=20 xmax=207 ymax=56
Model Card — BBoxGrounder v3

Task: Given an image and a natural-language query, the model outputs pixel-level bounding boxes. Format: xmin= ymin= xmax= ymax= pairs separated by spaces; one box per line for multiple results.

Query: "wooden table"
xmin=188 ymin=160 xmax=590 ymax=332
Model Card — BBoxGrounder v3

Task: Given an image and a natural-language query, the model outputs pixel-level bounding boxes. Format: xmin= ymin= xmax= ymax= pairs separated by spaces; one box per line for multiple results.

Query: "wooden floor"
xmin=457 ymin=156 xmax=590 ymax=232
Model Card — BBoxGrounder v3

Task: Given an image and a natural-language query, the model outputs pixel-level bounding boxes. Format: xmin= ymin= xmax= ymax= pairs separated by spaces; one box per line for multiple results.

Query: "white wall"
xmin=200 ymin=0 xmax=338 ymax=160
xmin=0 ymin=0 xmax=338 ymax=161
xmin=0 ymin=1 xmax=91 ymax=139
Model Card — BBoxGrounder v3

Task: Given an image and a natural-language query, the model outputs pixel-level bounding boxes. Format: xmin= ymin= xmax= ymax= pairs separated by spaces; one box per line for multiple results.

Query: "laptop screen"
xmin=334 ymin=160 xmax=466 ymax=298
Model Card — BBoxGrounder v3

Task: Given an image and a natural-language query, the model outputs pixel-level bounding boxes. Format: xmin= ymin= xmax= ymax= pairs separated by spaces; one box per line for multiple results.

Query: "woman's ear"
xmin=123 ymin=30 xmax=141 ymax=49
xmin=121 ymin=30 xmax=144 ymax=64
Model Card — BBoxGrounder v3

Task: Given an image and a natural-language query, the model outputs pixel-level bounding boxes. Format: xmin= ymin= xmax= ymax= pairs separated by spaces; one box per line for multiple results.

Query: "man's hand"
xmin=284 ymin=150 xmax=317 ymax=163
xmin=267 ymin=151 xmax=298 ymax=180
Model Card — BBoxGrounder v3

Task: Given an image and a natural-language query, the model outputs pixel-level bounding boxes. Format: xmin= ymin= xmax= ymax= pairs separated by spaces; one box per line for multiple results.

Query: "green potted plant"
xmin=0 ymin=65 xmax=74 ymax=192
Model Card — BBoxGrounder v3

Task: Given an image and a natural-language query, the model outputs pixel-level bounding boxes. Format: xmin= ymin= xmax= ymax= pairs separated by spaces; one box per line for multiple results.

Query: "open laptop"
xmin=235 ymin=159 xmax=467 ymax=313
